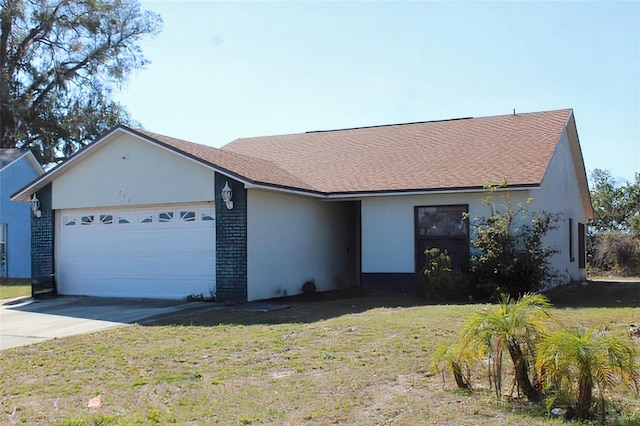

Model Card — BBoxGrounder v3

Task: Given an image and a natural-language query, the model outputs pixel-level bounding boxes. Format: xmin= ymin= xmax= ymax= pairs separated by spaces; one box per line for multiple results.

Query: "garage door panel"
xmin=60 ymin=258 xmax=215 ymax=279
xmin=61 ymin=258 xmax=215 ymax=276
xmin=57 ymin=204 xmax=216 ymax=299
xmin=60 ymin=278 xmax=215 ymax=299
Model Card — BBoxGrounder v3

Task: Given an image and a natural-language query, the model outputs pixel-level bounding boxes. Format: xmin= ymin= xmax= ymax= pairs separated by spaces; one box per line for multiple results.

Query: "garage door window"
xmin=200 ymin=208 xmax=215 ymax=221
xmin=118 ymin=213 xmax=133 ymax=224
xmin=81 ymin=215 xmax=94 ymax=225
xmin=99 ymin=214 xmax=113 ymax=225
xmin=158 ymin=211 xmax=174 ymax=222
xmin=66 ymin=207 xmax=214 ymax=228
xmin=138 ymin=212 xmax=153 ymax=223
xmin=180 ymin=211 xmax=196 ymax=221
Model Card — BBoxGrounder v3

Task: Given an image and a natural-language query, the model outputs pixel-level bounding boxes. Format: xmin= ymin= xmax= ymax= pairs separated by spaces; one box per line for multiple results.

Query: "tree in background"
xmin=588 ymin=169 xmax=640 ymax=275
xmin=0 ymin=0 xmax=162 ymax=163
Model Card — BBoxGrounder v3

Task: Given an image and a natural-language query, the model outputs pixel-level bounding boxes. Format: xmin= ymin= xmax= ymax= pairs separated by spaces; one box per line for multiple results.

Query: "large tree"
xmin=588 ymin=169 xmax=640 ymax=275
xmin=589 ymin=169 xmax=640 ymax=236
xmin=0 ymin=0 xmax=162 ymax=163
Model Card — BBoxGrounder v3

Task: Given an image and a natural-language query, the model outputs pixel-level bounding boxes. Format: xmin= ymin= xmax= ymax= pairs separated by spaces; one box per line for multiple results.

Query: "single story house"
xmin=0 ymin=149 xmax=43 ymax=279
xmin=11 ymin=109 xmax=593 ymax=301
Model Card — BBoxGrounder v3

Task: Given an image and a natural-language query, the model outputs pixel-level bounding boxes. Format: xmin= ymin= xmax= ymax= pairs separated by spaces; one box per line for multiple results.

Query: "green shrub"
xmin=469 ymin=185 xmax=560 ymax=298
xmin=422 ymin=248 xmax=471 ymax=300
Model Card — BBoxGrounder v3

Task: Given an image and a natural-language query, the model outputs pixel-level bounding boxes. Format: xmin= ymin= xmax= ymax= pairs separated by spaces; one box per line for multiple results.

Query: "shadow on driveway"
xmin=0 ymin=296 xmax=218 ymax=350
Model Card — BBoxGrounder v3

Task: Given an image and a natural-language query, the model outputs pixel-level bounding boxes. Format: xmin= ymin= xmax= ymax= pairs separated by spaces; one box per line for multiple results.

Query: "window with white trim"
xmin=200 ymin=208 xmax=215 ymax=221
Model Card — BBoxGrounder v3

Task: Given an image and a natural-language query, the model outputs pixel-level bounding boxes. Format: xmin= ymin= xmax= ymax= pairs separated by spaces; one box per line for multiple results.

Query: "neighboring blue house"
xmin=0 ymin=149 xmax=43 ymax=279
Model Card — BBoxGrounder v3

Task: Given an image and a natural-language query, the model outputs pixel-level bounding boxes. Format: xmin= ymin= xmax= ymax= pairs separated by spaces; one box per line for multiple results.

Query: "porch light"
xmin=31 ymin=194 xmax=42 ymax=218
xmin=221 ymin=181 xmax=233 ymax=210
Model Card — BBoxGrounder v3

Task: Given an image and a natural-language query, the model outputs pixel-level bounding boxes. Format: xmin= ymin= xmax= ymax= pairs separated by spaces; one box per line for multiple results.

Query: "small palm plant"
xmin=462 ymin=293 xmax=552 ymax=402
xmin=433 ymin=342 xmax=474 ymax=390
xmin=536 ymin=327 xmax=640 ymax=422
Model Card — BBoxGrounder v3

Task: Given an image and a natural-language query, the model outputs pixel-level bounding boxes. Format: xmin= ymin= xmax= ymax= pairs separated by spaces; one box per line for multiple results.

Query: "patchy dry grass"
xmin=0 ymin=284 xmax=30 ymax=300
xmin=1 ymin=283 xmax=639 ymax=425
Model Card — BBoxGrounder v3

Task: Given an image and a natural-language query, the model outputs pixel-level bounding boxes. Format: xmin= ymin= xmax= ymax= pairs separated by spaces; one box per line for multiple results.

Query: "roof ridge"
xmin=225 ymin=108 xmax=573 ymax=141
xmin=306 ymin=116 xmax=474 ymax=134
xmin=304 ymin=108 xmax=573 ymax=134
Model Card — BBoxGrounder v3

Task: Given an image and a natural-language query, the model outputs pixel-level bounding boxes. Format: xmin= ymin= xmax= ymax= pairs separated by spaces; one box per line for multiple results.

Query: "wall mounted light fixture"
xmin=31 ymin=194 xmax=42 ymax=218
xmin=221 ymin=181 xmax=234 ymax=210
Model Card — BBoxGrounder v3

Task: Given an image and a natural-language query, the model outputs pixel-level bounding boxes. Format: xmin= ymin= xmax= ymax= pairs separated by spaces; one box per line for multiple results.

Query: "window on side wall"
xmin=578 ymin=222 xmax=586 ymax=269
xmin=569 ymin=218 xmax=575 ymax=262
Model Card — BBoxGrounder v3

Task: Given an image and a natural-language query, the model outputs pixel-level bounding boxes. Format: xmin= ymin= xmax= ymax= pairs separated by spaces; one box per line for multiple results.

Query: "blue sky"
xmin=114 ymin=1 xmax=640 ymax=183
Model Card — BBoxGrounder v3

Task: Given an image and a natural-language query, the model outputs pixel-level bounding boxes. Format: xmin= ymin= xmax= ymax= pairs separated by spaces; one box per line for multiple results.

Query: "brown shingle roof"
xmin=132 ymin=129 xmax=319 ymax=192
xmin=10 ymin=109 xmax=583 ymax=205
xmin=222 ymin=109 xmax=573 ymax=194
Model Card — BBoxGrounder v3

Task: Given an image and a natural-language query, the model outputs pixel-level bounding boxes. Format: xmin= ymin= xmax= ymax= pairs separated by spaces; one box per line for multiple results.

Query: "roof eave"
xmin=565 ymin=113 xmax=595 ymax=220
xmin=243 ymin=182 xmax=541 ymax=200
xmin=10 ymin=126 xmax=128 ymax=203
xmin=10 ymin=125 xmax=302 ymax=203
xmin=325 ymin=184 xmax=540 ymax=199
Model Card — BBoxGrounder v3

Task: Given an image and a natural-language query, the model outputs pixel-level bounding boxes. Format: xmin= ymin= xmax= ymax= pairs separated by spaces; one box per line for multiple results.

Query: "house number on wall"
xmin=118 ymin=190 xmax=131 ymax=203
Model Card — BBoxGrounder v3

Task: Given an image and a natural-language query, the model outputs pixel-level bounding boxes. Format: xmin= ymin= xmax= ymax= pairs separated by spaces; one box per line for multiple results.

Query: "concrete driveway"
xmin=0 ymin=296 xmax=213 ymax=350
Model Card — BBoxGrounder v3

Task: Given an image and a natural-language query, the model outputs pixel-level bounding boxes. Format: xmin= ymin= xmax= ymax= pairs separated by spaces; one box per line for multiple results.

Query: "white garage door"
xmin=57 ymin=204 xmax=216 ymax=299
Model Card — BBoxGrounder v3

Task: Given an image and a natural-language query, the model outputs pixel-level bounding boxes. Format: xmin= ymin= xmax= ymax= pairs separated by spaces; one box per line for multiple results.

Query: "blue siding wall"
xmin=215 ymin=174 xmax=248 ymax=303
xmin=0 ymin=156 xmax=41 ymax=278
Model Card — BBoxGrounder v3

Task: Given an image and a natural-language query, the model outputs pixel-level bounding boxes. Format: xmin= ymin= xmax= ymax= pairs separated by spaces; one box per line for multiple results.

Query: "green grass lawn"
xmin=0 ymin=283 xmax=30 ymax=300
xmin=1 ymin=287 xmax=639 ymax=425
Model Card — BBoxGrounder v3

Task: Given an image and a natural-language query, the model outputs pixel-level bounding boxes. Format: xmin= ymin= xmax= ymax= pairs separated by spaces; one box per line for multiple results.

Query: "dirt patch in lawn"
xmin=147 ymin=279 xmax=640 ymax=327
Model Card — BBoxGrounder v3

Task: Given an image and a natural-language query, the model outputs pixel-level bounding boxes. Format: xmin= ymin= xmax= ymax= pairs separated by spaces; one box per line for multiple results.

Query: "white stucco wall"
xmin=52 ymin=134 xmax=216 ymax=209
xmin=361 ymin=191 xmax=532 ymax=273
xmin=528 ymin=127 xmax=588 ymax=282
xmin=246 ymin=189 xmax=357 ymax=301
